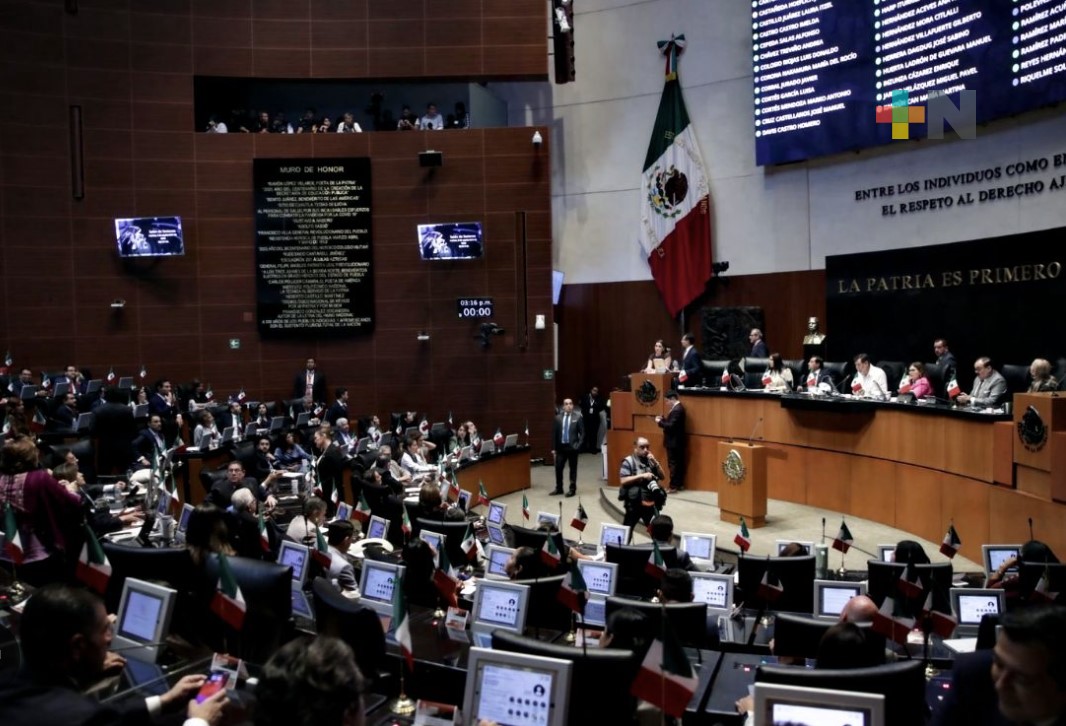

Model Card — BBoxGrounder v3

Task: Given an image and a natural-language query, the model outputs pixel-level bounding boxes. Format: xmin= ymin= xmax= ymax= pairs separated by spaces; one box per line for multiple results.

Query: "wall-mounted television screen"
xmin=418 ymin=222 xmax=483 ymax=260
xmin=115 ymin=217 xmax=184 ymax=258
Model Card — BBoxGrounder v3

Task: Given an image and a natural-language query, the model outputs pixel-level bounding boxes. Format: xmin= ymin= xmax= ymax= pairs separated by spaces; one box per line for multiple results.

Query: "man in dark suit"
xmin=93 ymin=387 xmax=138 ymax=473
xmin=679 ymin=333 xmax=702 ymax=387
xmin=131 ymin=414 xmax=170 ymax=468
xmin=293 ymin=357 xmax=326 ymax=402
xmin=749 ymin=328 xmax=769 ymax=358
xmin=551 ymin=397 xmax=584 ymax=497
xmin=933 ymin=604 xmax=1066 ymax=726
xmin=579 ymin=386 xmax=606 ymax=453
xmin=804 ymin=355 xmax=833 ymax=389
xmin=52 ymin=391 xmax=78 ymax=429
xmin=209 ymin=459 xmax=267 ymax=510
xmin=0 ymin=584 xmax=227 ymax=726
xmin=219 ymin=400 xmax=245 ymax=439
xmin=656 ymin=391 xmax=687 ymax=492
xmin=325 ymin=387 xmax=349 ymax=425
xmin=934 ymin=338 xmax=957 ymax=383
xmin=313 ymin=426 xmax=349 ymax=513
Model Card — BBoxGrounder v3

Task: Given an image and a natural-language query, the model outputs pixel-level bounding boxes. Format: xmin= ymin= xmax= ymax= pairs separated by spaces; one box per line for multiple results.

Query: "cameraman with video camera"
xmin=618 ymin=436 xmax=668 ymax=541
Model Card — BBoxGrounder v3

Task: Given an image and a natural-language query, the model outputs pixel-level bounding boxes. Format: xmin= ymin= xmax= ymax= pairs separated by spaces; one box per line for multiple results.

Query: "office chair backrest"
xmin=604 ymin=596 xmax=711 ymax=649
xmin=202 ymin=554 xmax=292 ymax=662
xmin=605 ymin=543 xmax=680 ymax=599
xmin=311 ymin=577 xmax=387 ymax=680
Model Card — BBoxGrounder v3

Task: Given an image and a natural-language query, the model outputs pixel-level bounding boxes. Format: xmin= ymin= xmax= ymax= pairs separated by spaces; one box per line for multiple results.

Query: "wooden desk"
xmin=457 ymin=447 xmax=531 ymax=500
xmin=607 ymin=390 xmax=1066 ymax=562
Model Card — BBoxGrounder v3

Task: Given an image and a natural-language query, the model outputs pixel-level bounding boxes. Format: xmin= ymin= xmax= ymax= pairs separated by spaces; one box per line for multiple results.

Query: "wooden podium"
xmin=629 ymin=371 xmax=674 ymax=419
xmin=1013 ymin=393 xmax=1066 ymax=502
xmin=716 ymin=441 xmax=767 ymax=528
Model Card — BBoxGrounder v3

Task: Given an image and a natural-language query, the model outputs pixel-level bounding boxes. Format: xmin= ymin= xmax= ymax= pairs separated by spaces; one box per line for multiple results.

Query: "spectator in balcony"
xmin=206 ymin=115 xmax=228 ymax=133
xmin=420 ymin=103 xmax=444 ymax=130
xmin=397 ymin=106 xmax=418 ymax=131
xmin=313 ymin=116 xmax=332 ymax=133
xmin=451 ymin=101 xmax=470 ymax=128
xmin=337 ymin=112 xmax=362 ymax=133
xmin=271 ymin=111 xmax=293 ymax=134
xmin=295 ymin=108 xmax=316 ymax=134
xmin=243 ymin=111 xmax=271 ymax=133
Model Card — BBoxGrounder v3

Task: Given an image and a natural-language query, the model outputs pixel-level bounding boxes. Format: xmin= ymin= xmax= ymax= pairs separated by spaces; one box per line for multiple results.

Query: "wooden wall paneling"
xmin=941 ymin=476 xmax=990 ymax=562
xmin=801 ymin=448 xmax=849 ymax=513
xmin=1016 ymin=467 xmax=1052 ymax=499
xmin=893 ymin=466 xmax=944 ymax=545
xmin=766 ymin=443 xmax=806 ymax=504
xmin=846 ymin=456 xmax=898 ymax=527
xmin=988 ymin=487 xmax=1066 ymax=554
xmin=943 ymin=418 xmax=996 ymax=482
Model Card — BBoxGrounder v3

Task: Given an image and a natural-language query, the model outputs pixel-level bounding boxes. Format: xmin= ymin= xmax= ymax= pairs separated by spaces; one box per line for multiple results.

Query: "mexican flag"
xmin=898 ymin=563 xmax=924 ymax=599
xmin=392 ymin=573 xmax=414 ymax=671
xmin=258 ymin=512 xmax=270 ymax=553
xmin=401 ymin=506 xmax=412 ymax=537
xmin=522 ymin=494 xmax=530 ymax=521
xmin=899 ymin=371 xmax=912 ymax=395
xmin=477 ymin=481 xmax=490 ymax=508
xmin=871 ymin=596 xmax=914 ymax=645
xmin=3 ymin=503 xmax=23 ymax=564
xmin=570 ymin=502 xmax=588 ymax=532
xmin=76 ymin=524 xmax=111 ymax=594
xmin=353 ymin=493 xmax=372 ymax=524
xmin=540 ymin=533 xmax=561 ymax=568
xmin=330 ymin=482 xmax=340 ymax=508
xmin=806 ymin=370 xmax=817 ymax=388
xmin=210 ymin=552 xmax=246 ymax=630
xmin=645 ymin=539 xmax=667 ymax=579
xmin=921 ymin=591 xmax=957 ymax=638
xmin=946 ymin=378 xmax=961 ymax=398
xmin=630 ymin=619 xmax=699 ymax=718
xmin=757 ymin=568 xmax=784 ymax=602
xmin=940 ymin=523 xmax=961 ymax=559
xmin=639 ymin=34 xmax=713 ymax=318
xmin=733 ymin=517 xmax=751 ymax=552
xmin=460 ymin=524 xmax=478 ymax=562
xmin=557 ymin=560 xmax=589 ymax=613
xmin=107 ymin=367 xmax=116 ymax=382
xmin=433 ymin=547 xmax=459 ymax=608
xmin=311 ymin=528 xmax=332 ymax=568
xmin=832 ymin=519 xmax=853 ymax=553
xmin=1032 ymin=566 xmax=1059 ymax=603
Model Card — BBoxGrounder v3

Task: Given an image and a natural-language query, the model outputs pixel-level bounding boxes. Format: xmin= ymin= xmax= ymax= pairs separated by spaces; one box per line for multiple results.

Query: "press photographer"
xmin=617 ymin=436 xmax=668 ymax=540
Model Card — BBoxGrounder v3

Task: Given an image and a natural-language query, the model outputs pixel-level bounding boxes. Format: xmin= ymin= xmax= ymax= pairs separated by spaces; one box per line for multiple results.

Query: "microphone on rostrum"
xmin=837 ymin=374 xmax=853 ymax=394
xmin=1029 ymin=517 xmax=1035 ymax=541
xmin=748 ymin=417 xmax=764 ymax=446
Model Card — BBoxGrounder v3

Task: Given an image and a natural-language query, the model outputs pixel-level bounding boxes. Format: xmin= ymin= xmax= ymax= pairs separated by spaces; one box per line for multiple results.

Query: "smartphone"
xmin=195 ymin=671 xmax=228 ymax=703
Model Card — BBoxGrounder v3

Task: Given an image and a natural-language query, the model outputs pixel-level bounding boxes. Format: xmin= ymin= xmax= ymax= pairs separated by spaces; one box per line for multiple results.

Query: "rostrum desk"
xmin=608 ymin=388 xmax=1066 ymax=563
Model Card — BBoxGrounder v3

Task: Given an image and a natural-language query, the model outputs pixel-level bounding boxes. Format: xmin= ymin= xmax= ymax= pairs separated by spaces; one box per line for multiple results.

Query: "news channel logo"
xmin=875 ymin=88 xmax=977 ymax=141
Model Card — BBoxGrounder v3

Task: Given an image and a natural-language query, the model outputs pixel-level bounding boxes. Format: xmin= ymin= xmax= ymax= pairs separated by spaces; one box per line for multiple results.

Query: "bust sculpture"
xmin=802 ymin=316 xmax=826 ymax=345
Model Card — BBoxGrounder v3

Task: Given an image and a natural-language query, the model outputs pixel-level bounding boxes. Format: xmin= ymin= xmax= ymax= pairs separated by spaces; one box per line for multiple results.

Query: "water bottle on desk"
xmin=815 ymin=543 xmax=829 ymax=579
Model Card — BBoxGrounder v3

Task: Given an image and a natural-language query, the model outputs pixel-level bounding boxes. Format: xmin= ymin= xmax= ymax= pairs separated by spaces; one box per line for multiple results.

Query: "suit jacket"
xmin=148 ymin=392 xmax=178 ymax=420
xmin=0 ymin=674 xmax=150 ymax=726
xmin=680 ymin=346 xmax=702 ymax=386
xmin=328 ymin=544 xmax=358 ymax=591
xmin=53 ymin=404 xmax=76 ymax=429
xmin=805 ymin=368 xmax=833 ymax=388
xmin=131 ymin=428 xmax=168 ymax=462
xmin=552 ymin=411 xmax=584 ymax=451
xmin=208 ymin=475 xmax=261 ymax=509
xmin=970 ymin=370 xmax=1008 ymax=408
xmin=750 ymin=340 xmax=769 ymax=358
xmin=657 ymin=401 xmax=686 ymax=449
xmin=293 ymin=369 xmax=326 ymax=401
xmin=315 ymin=445 xmax=348 ymax=501
xmin=579 ymin=393 xmax=605 ymax=417
xmin=938 ymin=352 xmax=958 ymax=383
xmin=325 ymin=400 xmax=348 ymax=425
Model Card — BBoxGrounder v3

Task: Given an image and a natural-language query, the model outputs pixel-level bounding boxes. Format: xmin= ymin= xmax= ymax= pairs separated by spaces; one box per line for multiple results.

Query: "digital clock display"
xmin=457 ymin=298 xmax=494 ymax=319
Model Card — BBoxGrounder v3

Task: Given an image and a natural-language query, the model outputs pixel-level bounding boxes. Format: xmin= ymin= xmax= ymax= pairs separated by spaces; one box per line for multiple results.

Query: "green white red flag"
xmin=76 ymin=524 xmax=111 ymax=594
xmin=392 ymin=573 xmax=414 ymax=670
xmin=630 ymin=618 xmax=699 ymax=717
xmin=3 ymin=503 xmax=23 ymax=564
xmin=210 ymin=552 xmax=246 ymax=630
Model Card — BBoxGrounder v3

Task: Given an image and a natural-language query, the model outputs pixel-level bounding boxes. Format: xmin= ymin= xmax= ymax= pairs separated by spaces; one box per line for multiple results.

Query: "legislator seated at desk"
xmin=852 ymin=354 xmax=889 ymax=401
xmin=956 ymin=357 xmax=1009 ymax=408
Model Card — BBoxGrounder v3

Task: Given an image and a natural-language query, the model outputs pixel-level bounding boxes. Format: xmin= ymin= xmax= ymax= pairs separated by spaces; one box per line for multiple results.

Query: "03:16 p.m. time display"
xmin=457 ymin=298 xmax=494 ymax=319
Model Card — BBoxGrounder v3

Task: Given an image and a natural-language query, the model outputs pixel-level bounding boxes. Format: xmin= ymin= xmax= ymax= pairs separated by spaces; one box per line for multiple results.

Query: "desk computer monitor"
xmin=291 ymin=589 xmax=314 ymax=622
xmin=485 ymin=545 xmax=515 ymax=580
xmin=775 ymin=540 xmax=814 ymax=556
xmin=132 ymin=403 xmax=149 ymax=419
xmin=578 ymin=595 xmax=608 ymax=628
xmin=691 ymin=572 xmax=733 ymax=612
xmin=53 ymin=381 xmax=70 ymax=398
xmin=76 ymin=412 xmax=94 ymax=433
xmin=112 ymin=578 xmax=177 ymax=663
xmin=457 ymin=489 xmax=471 ymax=512
xmin=220 ymin=427 xmax=235 ymax=445
xmin=577 ymin=560 xmax=618 ymax=597
xmin=486 ymin=502 xmax=507 ymax=526
xmin=814 ymin=580 xmax=866 ymax=620
xmin=176 ymin=503 xmax=194 ymax=538
xmin=419 ymin=530 xmax=444 ymax=565
xmin=358 ymin=561 xmax=405 ymax=616
xmin=599 ymin=523 xmax=630 ymax=549
xmin=117 ymin=376 xmax=134 ymax=390
xmin=950 ymin=588 xmax=1006 ymax=635
xmin=536 ymin=511 xmax=560 ymax=529
xmin=486 ymin=523 xmax=506 ymax=546
xmin=270 ymin=416 xmax=286 ymax=433
xmin=753 ymin=683 xmax=884 ymax=726
xmin=278 ymin=541 xmax=311 ymax=588
xmin=480 ymin=439 xmax=496 ymax=455
xmin=335 ymin=502 xmax=351 ymax=522
xmin=982 ymin=544 xmax=1022 ymax=576
xmin=472 ymin=580 xmax=530 ymax=637
xmin=244 ymin=423 xmax=258 ymax=438
xmin=459 ymin=445 xmax=475 ymax=462
xmin=680 ymin=532 xmax=717 ymax=568
xmin=462 ymin=648 xmax=572 ymax=726
xmin=295 ymin=412 xmax=312 ymax=428
xmin=504 ymin=434 xmax=518 ymax=450
xmin=366 ymin=515 xmax=389 ymax=541
xmin=877 ymin=544 xmax=896 ymax=562
xmin=86 ymin=379 xmax=103 ymax=395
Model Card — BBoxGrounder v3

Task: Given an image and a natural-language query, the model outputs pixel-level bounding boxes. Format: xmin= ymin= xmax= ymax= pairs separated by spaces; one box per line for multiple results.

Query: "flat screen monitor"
xmin=691 ymin=572 xmax=733 ymax=611
xmin=132 ymin=403 xmax=148 ymax=419
xmin=419 ymin=531 xmax=445 ymax=567
xmin=950 ymin=588 xmax=1006 ymax=630
xmin=536 ymin=511 xmax=560 ymax=529
xmin=753 ymin=683 xmax=885 ymax=726
xmin=578 ymin=595 xmax=607 ymax=628
xmin=472 ymin=580 xmax=530 ymax=634
xmin=334 ymin=502 xmax=351 ymax=522
xmin=86 ymin=379 xmax=103 ymax=395
xmin=462 ymin=647 xmax=572 ymax=726
xmin=487 ymin=502 xmax=507 ymax=526
xmin=76 ymin=412 xmax=94 ymax=432
xmin=775 ymin=540 xmax=814 ymax=556
xmin=877 ymin=544 xmax=896 ymax=563
xmin=115 ymin=216 xmax=184 ymax=258
xmin=982 ymin=544 xmax=1022 ymax=576
xmin=53 ymin=381 xmax=70 ymax=398
xmin=418 ymin=222 xmax=484 ymax=260
xmin=486 ymin=523 xmax=506 ymax=546
xmin=485 ymin=545 xmax=515 ymax=580
xmin=270 ymin=416 xmax=286 ymax=433
xmin=295 ymin=412 xmax=311 ymax=428
xmin=457 ymin=489 xmax=471 ymax=512
xmin=156 ymin=490 xmax=172 ymax=518
xmin=480 ymin=439 xmax=496 ymax=455
xmin=118 ymin=376 xmax=135 ymax=390
xmin=599 ymin=523 xmax=630 ymax=549
xmin=366 ymin=515 xmax=389 ymax=541
xmin=291 ymin=589 xmax=314 ymax=621
xmin=176 ymin=503 xmax=194 ymax=535
xmin=358 ymin=561 xmax=405 ymax=615
xmin=576 ymin=560 xmax=618 ymax=597
xmin=278 ymin=541 xmax=310 ymax=588
xmin=680 ymin=531 xmax=717 ymax=566
xmin=814 ymin=580 xmax=866 ymax=620
xmin=504 ymin=434 xmax=518 ymax=450
xmin=112 ymin=578 xmax=177 ymax=663
xmin=244 ymin=423 xmax=258 ymax=438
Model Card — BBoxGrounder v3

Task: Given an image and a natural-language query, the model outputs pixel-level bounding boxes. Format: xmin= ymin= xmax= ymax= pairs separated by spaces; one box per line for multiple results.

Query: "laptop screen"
xmin=487 ymin=548 xmax=511 ymax=577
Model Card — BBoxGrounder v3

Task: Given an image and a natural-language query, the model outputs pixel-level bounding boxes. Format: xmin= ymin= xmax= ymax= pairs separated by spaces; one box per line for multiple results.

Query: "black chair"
xmin=866 ymin=560 xmax=952 ymax=617
xmin=604 ymin=596 xmax=712 ymax=649
xmin=743 ymin=357 xmax=770 ymax=390
xmin=605 ymin=543 xmax=679 ymax=599
xmin=736 ymin=555 xmax=816 ymax=613
xmin=1001 ymin=363 xmax=1031 ymax=395
xmin=511 ymin=574 xmax=572 ymax=631
xmin=924 ymin=361 xmax=947 ymax=400
xmin=1017 ymin=562 xmax=1066 ymax=604
xmin=491 ymin=630 xmax=640 ymax=722
xmin=822 ymin=361 xmax=849 ymax=388
xmin=201 ymin=554 xmax=293 ymax=662
xmin=755 ymin=659 xmax=928 ymax=724
xmin=416 ymin=518 xmax=474 ymax=570
xmin=772 ymin=613 xmax=885 ymax=664
xmin=311 ymin=577 xmax=388 ymax=684
xmin=783 ymin=359 xmax=805 ymax=387
xmin=700 ymin=359 xmax=734 ymax=385
xmin=876 ymin=361 xmax=906 ymax=393
xmin=101 ymin=543 xmax=197 ymax=615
